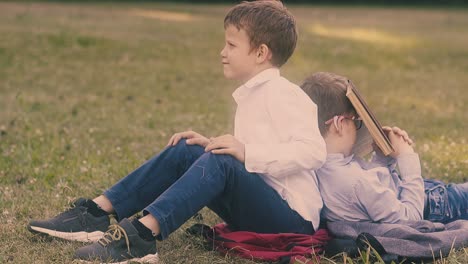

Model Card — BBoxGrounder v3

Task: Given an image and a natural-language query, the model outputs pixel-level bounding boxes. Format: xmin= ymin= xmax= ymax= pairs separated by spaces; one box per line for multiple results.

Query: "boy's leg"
xmin=206 ymin=162 xmax=314 ymax=235
xmin=424 ymin=179 xmax=468 ymax=223
xmin=103 ymin=139 xmax=205 ymax=220
xmin=74 ymin=152 xmax=313 ymax=262
xmin=424 ymin=179 xmax=447 ymax=222
xmin=446 ymin=182 xmax=468 ymax=221
xmin=145 ymin=152 xmax=313 ymax=239
xmin=28 ymin=139 xmax=205 ymax=242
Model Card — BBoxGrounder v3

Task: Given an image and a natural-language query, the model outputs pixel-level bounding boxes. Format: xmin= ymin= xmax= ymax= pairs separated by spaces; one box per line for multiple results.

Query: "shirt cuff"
xmin=396 ymin=153 xmax=421 ymax=180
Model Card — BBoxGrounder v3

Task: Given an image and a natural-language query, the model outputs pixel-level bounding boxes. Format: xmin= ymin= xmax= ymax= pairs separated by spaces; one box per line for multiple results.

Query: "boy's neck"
xmin=324 ymin=136 xmax=352 ymax=157
xmin=241 ymin=64 xmax=277 ymax=84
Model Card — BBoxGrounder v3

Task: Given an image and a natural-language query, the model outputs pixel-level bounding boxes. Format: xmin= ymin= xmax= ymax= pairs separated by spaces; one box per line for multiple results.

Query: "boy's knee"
xmin=174 ymin=138 xmax=188 ymax=147
xmin=167 ymin=138 xmax=188 ymax=153
xmin=169 ymin=139 xmax=204 ymax=157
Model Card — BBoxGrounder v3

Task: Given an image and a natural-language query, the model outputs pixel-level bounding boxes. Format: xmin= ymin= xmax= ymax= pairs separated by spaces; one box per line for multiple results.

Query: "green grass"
xmin=0 ymin=2 xmax=467 ymax=263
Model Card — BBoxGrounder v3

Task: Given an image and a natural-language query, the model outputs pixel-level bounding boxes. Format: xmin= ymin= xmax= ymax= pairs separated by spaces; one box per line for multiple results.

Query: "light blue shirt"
xmin=316 ymin=152 xmax=425 ymax=223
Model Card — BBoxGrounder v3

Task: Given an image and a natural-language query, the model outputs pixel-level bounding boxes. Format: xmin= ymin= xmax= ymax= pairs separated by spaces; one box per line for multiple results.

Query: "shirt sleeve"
xmin=244 ymin=83 xmax=327 ymax=177
xmin=354 ymin=153 xmax=425 ymax=223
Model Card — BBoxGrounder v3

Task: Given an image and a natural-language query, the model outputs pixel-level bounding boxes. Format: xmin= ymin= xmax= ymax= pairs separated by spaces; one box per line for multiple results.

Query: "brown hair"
xmin=224 ymin=0 xmax=297 ymax=67
xmin=300 ymin=72 xmax=356 ymax=136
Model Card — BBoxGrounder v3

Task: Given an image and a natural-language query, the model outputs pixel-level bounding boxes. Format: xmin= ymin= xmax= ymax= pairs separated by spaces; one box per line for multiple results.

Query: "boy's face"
xmin=220 ymin=25 xmax=259 ymax=83
xmin=342 ymin=116 xmax=359 ymax=156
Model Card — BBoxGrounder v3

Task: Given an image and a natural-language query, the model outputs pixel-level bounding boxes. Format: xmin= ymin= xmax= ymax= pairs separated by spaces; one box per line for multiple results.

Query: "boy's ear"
xmin=330 ymin=116 xmax=345 ymax=137
xmin=255 ymin=44 xmax=272 ymax=64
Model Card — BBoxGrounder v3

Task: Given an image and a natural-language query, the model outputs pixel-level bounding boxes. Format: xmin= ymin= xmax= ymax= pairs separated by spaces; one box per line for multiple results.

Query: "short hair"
xmin=224 ymin=0 xmax=297 ymax=67
xmin=300 ymin=72 xmax=356 ymax=136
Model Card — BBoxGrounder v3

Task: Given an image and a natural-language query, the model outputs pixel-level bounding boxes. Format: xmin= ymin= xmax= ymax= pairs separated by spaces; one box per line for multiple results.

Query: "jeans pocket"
xmin=425 ymin=185 xmax=450 ymax=222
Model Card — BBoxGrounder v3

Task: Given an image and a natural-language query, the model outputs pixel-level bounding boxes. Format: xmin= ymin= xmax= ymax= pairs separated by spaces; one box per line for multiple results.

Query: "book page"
xmin=346 ymin=81 xmax=394 ymax=156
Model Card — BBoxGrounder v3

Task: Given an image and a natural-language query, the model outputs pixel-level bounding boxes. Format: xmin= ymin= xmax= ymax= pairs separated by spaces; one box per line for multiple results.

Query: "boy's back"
xmin=234 ymin=68 xmax=326 ymax=228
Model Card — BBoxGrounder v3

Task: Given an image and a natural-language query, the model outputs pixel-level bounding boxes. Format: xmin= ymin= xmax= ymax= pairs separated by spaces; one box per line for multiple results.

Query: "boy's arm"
xmin=363 ymin=126 xmax=414 ymax=169
xmin=356 ymin=153 xmax=425 ymax=223
xmin=244 ymin=85 xmax=327 ymax=177
xmin=356 ymin=129 xmax=425 ymax=223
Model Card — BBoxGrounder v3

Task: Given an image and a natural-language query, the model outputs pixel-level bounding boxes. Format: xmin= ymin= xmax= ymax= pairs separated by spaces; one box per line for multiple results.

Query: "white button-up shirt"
xmin=233 ymin=68 xmax=327 ymax=230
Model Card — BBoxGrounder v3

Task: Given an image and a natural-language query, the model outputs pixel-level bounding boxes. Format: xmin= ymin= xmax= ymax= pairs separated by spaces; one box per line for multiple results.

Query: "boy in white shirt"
xmin=300 ymin=71 xmax=467 ymax=224
xmin=28 ymin=2 xmax=326 ymax=263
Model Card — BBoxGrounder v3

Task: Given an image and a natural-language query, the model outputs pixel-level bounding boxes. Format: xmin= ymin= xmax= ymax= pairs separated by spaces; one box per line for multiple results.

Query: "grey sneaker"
xmin=28 ymin=198 xmax=111 ymax=242
xmin=74 ymin=218 xmax=158 ymax=263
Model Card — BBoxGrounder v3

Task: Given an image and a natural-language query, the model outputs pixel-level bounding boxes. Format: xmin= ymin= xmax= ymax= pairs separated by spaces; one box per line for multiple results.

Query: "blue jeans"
xmin=424 ymin=179 xmax=468 ymax=223
xmin=104 ymin=139 xmax=314 ymax=239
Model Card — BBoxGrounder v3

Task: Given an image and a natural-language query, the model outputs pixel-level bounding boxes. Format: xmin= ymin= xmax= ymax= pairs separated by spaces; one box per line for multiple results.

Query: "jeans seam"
xmin=193 ymin=165 xmax=206 ymax=180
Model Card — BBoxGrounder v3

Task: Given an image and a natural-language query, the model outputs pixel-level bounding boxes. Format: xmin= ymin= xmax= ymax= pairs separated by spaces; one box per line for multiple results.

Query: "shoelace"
xmin=98 ymin=224 xmax=131 ymax=254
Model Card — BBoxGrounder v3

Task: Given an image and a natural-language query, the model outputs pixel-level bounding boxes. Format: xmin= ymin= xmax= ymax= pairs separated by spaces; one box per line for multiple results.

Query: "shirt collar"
xmin=232 ymin=68 xmax=280 ymax=103
xmin=324 ymin=153 xmax=354 ymax=166
xmin=243 ymin=68 xmax=280 ymax=89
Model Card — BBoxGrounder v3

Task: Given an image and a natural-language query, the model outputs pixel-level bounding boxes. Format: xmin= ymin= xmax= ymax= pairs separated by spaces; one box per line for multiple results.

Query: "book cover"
xmin=346 ymin=81 xmax=394 ymax=156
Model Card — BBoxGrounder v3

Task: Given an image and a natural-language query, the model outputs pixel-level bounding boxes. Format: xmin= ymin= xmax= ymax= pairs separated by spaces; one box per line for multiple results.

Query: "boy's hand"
xmin=382 ymin=126 xmax=413 ymax=145
xmin=167 ymin=131 xmax=210 ymax=147
xmin=205 ymin=134 xmax=245 ymax=163
xmin=382 ymin=126 xmax=415 ymax=158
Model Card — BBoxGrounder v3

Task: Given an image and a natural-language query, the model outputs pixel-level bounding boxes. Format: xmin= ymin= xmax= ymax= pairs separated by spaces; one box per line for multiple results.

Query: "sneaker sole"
xmin=77 ymin=253 xmax=159 ymax=264
xmin=28 ymin=225 xmax=104 ymax=242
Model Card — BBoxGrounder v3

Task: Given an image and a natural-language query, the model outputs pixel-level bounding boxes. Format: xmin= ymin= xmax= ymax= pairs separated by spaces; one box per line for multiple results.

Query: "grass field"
xmin=0 ymin=2 xmax=467 ymax=263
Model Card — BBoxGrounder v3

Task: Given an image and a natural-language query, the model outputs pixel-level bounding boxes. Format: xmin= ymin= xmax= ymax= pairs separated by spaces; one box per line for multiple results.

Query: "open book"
xmin=346 ymin=81 xmax=394 ymax=157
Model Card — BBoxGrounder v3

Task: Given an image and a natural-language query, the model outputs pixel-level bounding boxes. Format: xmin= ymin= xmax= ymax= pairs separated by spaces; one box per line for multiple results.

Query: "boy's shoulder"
xmin=264 ymin=76 xmax=314 ymax=104
xmin=267 ymin=75 xmax=297 ymax=91
xmin=244 ymin=68 xmax=316 ymax=108
xmin=319 ymin=155 xmax=375 ymax=182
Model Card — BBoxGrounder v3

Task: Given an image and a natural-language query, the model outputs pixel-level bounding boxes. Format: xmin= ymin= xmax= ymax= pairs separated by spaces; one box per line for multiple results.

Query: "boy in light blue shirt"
xmin=300 ymin=72 xmax=467 ymax=224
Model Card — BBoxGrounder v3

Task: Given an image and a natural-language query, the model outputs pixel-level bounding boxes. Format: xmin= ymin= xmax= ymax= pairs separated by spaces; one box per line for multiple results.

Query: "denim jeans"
xmin=424 ymin=179 xmax=468 ymax=223
xmin=104 ymin=139 xmax=314 ymax=239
